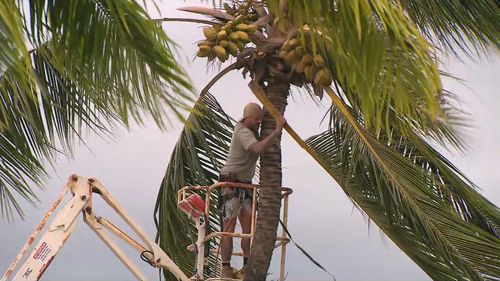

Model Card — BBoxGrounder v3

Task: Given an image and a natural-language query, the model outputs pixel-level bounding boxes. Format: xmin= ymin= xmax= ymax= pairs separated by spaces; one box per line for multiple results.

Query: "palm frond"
xmin=303 ymin=91 xmax=500 ymax=280
xmin=177 ymin=6 xmax=234 ymax=20
xmin=406 ymin=134 xmax=500 ymax=237
xmin=325 ymin=88 xmax=499 ymax=236
xmin=271 ymin=0 xmax=444 ymax=140
xmin=307 ymin=128 xmax=500 ymax=280
xmin=0 ymin=133 xmax=42 ymax=221
xmin=397 ymin=0 xmax=500 ymax=56
xmin=0 ymin=1 xmax=32 ymax=91
xmin=154 ymin=93 xmax=234 ymax=280
xmin=0 ymin=0 xmax=193 ymax=219
xmin=24 ymin=0 xmax=193 ymax=127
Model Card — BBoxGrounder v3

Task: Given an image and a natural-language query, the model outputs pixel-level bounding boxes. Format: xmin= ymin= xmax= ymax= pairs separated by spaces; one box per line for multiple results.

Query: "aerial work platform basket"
xmin=177 ymin=182 xmax=293 ymax=281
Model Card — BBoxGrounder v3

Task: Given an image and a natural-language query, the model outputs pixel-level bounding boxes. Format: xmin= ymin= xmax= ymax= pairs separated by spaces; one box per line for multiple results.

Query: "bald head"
xmin=241 ymin=102 xmax=263 ymax=121
xmin=240 ymin=102 xmax=263 ymax=130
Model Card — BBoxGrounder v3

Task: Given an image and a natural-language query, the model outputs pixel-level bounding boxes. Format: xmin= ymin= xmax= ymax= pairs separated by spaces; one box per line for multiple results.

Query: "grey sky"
xmin=1 ymin=1 xmax=499 ymax=281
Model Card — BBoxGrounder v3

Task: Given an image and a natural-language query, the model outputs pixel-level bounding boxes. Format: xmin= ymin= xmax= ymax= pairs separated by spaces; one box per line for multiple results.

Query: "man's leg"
xmin=221 ymin=217 xmax=237 ymax=263
xmin=221 ymin=196 xmax=239 ymax=278
xmin=239 ymin=199 xmax=253 ymax=265
xmin=221 ymin=217 xmax=236 ymax=278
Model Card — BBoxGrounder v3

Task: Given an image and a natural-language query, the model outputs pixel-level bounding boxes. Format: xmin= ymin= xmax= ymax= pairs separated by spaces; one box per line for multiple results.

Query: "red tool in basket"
xmin=178 ymin=194 xmax=206 ymax=220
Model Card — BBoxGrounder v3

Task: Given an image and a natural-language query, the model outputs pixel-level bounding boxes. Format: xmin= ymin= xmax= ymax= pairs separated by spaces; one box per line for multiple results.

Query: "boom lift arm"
xmin=1 ymin=175 xmax=190 ymax=281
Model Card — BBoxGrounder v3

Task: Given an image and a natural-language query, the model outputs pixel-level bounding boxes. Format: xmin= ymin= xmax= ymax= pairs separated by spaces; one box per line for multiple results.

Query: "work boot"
xmin=235 ymin=265 xmax=246 ymax=279
xmin=221 ymin=266 xmax=236 ymax=279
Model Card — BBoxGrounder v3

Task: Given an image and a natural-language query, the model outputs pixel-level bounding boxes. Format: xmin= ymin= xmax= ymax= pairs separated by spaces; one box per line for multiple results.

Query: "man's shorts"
xmin=219 ymin=175 xmax=254 ymax=221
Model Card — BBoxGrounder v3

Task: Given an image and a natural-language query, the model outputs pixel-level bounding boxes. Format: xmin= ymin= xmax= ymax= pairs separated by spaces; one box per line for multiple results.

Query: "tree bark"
xmin=245 ymin=80 xmax=289 ymax=281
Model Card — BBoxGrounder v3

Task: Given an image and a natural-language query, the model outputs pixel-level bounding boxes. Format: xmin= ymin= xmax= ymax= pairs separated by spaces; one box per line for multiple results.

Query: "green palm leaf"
xmin=397 ymin=0 xmax=500 ymax=55
xmin=0 ymin=133 xmax=42 ymax=220
xmin=269 ymin=0 xmax=442 ymax=134
xmin=405 ymin=134 xmax=500 ymax=237
xmin=269 ymin=0 xmax=499 ymax=142
xmin=0 ymin=0 xmax=193 ymax=219
xmin=304 ymin=96 xmax=500 ymax=280
xmin=154 ymin=93 xmax=234 ymax=280
xmin=0 ymin=1 xmax=33 ymax=93
xmin=25 ymin=0 xmax=193 ymax=127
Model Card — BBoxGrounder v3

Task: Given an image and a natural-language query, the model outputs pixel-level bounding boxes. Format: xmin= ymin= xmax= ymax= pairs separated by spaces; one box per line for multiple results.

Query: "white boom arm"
xmin=1 ymin=175 xmax=190 ymax=281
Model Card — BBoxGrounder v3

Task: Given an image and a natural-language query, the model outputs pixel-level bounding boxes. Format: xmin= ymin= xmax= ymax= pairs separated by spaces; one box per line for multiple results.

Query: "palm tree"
xmin=154 ymin=1 xmax=500 ymax=281
xmin=1 ymin=1 xmax=499 ymax=281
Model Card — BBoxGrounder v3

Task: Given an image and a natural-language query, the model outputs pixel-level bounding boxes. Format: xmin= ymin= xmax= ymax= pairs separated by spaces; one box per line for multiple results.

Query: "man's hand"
xmin=275 ymin=116 xmax=287 ymax=131
xmin=248 ymin=115 xmax=287 ymax=154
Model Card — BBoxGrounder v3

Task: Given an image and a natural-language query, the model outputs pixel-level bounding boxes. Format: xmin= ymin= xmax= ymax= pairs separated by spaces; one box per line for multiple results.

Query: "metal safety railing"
xmin=177 ymin=182 xmax=293 ymax=281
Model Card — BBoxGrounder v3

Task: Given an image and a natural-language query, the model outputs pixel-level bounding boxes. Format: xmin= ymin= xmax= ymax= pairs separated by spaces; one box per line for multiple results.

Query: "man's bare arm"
xmin=248 ymin=116 xmax=286 ymax=154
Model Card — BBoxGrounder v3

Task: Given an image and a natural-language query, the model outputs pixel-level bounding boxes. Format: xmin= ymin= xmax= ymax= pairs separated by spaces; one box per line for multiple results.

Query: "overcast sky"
xmin=1 ymin=1 xmax=499 ymax=281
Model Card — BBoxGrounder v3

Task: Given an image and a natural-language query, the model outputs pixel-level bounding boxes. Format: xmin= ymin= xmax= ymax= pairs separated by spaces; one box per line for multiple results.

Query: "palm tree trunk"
xmin=245 ymin=80 xmax=289 ymax=281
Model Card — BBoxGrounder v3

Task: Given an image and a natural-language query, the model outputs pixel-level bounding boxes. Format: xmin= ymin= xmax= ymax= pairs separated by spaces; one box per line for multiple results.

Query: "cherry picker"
xmin=1 ymin=175 xmax=292 ymax=281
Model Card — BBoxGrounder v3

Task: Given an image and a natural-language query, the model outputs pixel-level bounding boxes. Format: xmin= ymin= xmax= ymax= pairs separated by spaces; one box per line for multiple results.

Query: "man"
xmin=218 ymin=102 xmax=286 ymax=278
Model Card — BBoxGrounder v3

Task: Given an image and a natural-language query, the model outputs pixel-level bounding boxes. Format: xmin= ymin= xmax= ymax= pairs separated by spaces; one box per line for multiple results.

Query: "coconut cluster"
xmin=195 ymin=2 xmax=333 ymax=89
xmin=279 ymin=35 xmax=332 ymax=88
xmin=196 ymin=2 xmax=258 ymax=62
